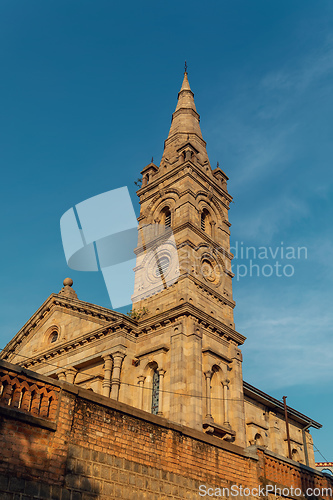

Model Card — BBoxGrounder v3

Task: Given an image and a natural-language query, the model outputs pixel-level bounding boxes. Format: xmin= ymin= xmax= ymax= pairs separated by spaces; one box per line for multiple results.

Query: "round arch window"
xmin=46 ymin=326 xmax=60 ymax=344
xmin=160 ymin=207 xmax=171 ymax=227
xmin=50 ymin=331 xmax=58 ymax=343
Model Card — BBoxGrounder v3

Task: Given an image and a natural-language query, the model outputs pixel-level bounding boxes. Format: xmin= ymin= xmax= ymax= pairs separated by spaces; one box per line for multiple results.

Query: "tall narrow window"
xmin=161 ymin=207 xmax=171 ymax=227
xmin=151 ymin=369 xmax=159 ymax=415
xmin=201 ymin=209 xmax=211 ymax=234
xmin=165 ymin=210 xmax=171 ymax=227
xmin=201 ymin=211 xmax=206 ymax=231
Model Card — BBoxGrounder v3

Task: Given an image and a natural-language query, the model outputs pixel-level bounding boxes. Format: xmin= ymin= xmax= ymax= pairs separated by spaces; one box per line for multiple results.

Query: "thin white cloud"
xmin=237 ymin=291 xmax=333 ymax=390
xmin=205 ymin=35 xmax=333 ymax=191
xmin=232 ymin=193 xmax=309 ymax=242
xmin=261 ymin=36 xmax=333 ymax=93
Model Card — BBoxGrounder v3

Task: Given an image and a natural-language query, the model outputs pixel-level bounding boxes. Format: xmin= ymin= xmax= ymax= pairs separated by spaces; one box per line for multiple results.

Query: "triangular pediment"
xmin=0 ymin=293 xmax=130 ymax=365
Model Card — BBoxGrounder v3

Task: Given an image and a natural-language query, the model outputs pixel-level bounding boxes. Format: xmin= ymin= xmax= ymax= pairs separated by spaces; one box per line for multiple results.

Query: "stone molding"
xmin=1 ymin=294 xmax=137 ymax=362
xmin=246 ymin=420 xmax=269 ymax=431
xmin=135 ymin=344 xmax=169 ymax=361
xmin=0 ymin=359 xmax=252 ymax=459
xmin=137 ymin=160 xmax=232 ymax=206
xmin=202 ymin=347 xmax=232 ymax=364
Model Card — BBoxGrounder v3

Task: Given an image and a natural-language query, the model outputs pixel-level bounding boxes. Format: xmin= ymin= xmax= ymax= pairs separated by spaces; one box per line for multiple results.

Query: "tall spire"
xmin=161 ymin=68 xmax=208 ymax=166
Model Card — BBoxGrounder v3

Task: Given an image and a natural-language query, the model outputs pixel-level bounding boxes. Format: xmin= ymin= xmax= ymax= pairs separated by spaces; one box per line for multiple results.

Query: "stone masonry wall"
xmin=0 ymin=360 xmax=332 ymax=500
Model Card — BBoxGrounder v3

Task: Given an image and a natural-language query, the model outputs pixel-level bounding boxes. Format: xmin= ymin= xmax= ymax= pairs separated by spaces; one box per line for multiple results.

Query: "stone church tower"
xmin=0 ymin=71 xmax=319 ymax=464
xmin=131 ymin=70 xmax=245 ymax=441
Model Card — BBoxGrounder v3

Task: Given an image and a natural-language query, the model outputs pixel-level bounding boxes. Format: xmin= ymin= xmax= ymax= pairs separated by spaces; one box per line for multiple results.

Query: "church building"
xmin=0 ymin=71 xmax=321 ymax=470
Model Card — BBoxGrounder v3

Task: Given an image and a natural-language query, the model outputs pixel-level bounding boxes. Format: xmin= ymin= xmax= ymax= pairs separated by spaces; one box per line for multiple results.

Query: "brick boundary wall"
xmin=0 ymin=360 xmax=332 ymax=500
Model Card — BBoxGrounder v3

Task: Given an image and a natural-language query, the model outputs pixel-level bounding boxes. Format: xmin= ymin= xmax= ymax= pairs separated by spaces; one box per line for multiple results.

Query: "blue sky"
xmin=0 ymin=0 xmax=332 ymax=461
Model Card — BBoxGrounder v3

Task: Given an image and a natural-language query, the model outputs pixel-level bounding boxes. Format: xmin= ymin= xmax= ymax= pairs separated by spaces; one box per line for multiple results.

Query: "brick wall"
xmin=0 ymin=360 xmax=332 ymax=500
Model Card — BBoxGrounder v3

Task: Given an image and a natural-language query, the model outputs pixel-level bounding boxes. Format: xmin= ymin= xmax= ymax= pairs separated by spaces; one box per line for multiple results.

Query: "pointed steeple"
xmin=174 ymin=72 xmax=198 ymax=114
xmin=161 ymin=69 xmax=209 ymax=167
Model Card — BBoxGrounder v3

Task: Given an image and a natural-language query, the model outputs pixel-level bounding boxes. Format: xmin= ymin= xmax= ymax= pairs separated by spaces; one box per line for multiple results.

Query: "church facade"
xmin=0 ymin=72 xmax=320 ymax=469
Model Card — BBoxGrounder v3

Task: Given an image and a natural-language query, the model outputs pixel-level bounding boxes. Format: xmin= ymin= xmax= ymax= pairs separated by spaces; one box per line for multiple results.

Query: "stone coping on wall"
xmin=263 ymin=446 xmax=333 ymax=479
xmin=0 ymin=404 xmax=57 ymax=430
xmin=2 ymin=358 xmax=330 ymax=482
xmin=0 ymin=359 xmax=255 ymax=461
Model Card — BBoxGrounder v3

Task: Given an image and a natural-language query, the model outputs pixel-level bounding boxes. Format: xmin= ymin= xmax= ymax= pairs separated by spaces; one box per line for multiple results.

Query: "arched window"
xmin=201 ymin=209 xmax=210 ymax=233
xmin=50 ymin=332 xmax=58 ymax=343
xmin=151 ymin=369 xmax=159 ymax=415
xmin=201 ymin=211 xmax=206 ymax=231
xmin=161 ymin=207 xmax=171 ymax=227
xmin=46 ymin=325 xmax=60 ymax=345
xmin=254 ymin=433 xmax=264 ymax=446
xmin=292 ymin=448 xmax=301 ymax=462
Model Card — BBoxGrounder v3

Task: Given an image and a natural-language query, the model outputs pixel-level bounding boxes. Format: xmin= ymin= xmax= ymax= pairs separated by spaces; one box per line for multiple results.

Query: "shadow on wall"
xmin=0 ymin=367 xmax=100 ymax=499
xmin=0 ymin=414 xmax=101 ymax=498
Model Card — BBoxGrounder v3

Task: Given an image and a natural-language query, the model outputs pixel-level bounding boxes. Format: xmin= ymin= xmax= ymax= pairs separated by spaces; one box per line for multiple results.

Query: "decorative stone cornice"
xmin=172 ymin=223 xmax=234 ymax=261
xmin=137 ymin=161 xmax=232 ymax=206
xmin=243 ymin=382 xmax=322 ymax=429
xmin=137 ymin=302 xmax=245 ymax=345
xmin=202 ymin=347 xmax=232 ymax=364
xmin=246 ymin=420 xmax=269 ymax=431
xmin=135 ymin=344 xmax=169 ymax=361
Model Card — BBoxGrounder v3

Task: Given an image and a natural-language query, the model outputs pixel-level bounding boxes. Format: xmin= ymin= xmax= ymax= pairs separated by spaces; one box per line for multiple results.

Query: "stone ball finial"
xmin=63 ymin=277 xmax=73 ymax=287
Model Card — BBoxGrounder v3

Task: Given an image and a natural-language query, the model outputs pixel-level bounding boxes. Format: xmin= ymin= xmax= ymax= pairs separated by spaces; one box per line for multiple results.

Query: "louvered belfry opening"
xmin=201 ymin=211 xmax=206 ymax=231
xmin=165 ymin=209 xmax=171 ymax=227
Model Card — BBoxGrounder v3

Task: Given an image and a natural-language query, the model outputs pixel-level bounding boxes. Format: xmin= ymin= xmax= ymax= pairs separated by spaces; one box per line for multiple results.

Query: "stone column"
xmin=204 ymin=371 xmax=213 ymax=421
xmin=211 ymin=221 xmax=216 ymax=239
xmin=222 ymin=379 xmax=230 ymax=426
xmin=157 ymin=369 xmax=166 ymax=416
xmin=110 ymin=352 xmax=126 ymax=400
xmin=102 ymin=354 xmax=113 ymax=397
xmin=137 ymin=375 xmax=146 ymax=410
xmin=65 ymin=367 xmax=77 ymax=384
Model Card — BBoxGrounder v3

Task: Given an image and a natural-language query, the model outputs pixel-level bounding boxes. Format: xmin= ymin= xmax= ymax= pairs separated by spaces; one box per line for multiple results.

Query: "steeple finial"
xmin=161 ymin=69 xmax=209 ymax=167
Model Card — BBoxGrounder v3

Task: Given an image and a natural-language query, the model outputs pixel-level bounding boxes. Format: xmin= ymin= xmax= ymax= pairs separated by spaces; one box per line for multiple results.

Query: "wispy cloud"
xmin=237 ymin=290 xmax=333 ymax=390
xmin=206 ymin=37 xmax=333 ymax=193
xmin=261 ymin=36 xmax=333 ymax=93
xmin=232 ymin=193 xmax=309 ymax=242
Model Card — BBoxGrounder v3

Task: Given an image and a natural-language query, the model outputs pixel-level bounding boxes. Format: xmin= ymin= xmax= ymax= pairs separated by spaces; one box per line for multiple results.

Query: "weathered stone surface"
xmin=0 ymin=73 xmax=328 ymax=500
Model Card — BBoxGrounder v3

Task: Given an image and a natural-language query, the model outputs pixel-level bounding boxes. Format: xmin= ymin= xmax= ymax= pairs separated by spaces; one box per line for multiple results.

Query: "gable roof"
xmin=243 ymin=381 xmax=321 ymax=429
xmin=0 ymin=291 xmax=136 ymax=365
